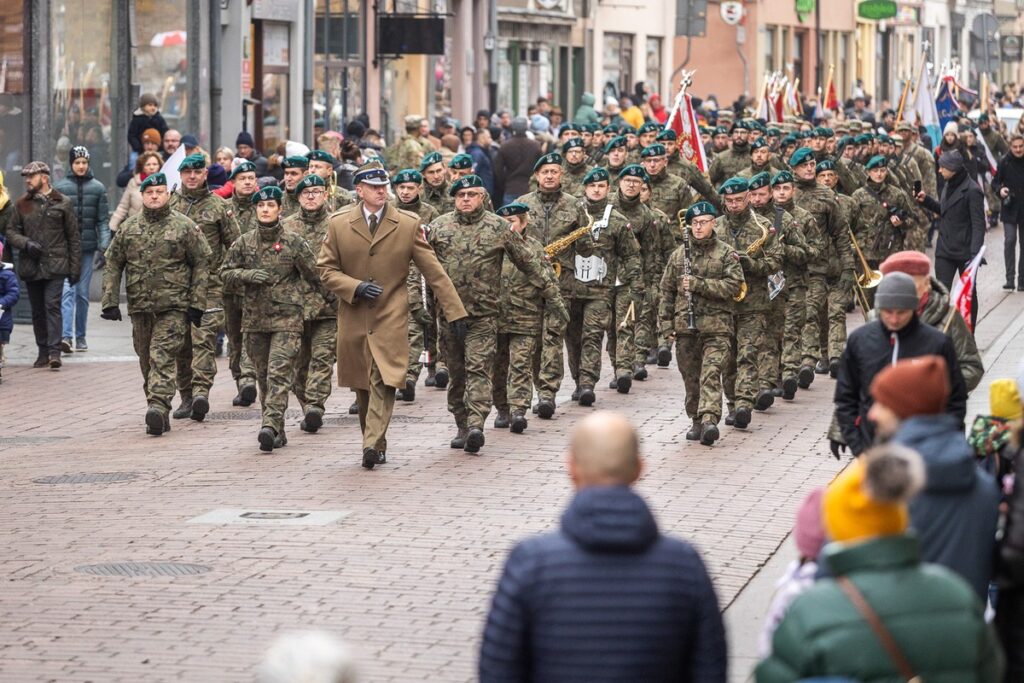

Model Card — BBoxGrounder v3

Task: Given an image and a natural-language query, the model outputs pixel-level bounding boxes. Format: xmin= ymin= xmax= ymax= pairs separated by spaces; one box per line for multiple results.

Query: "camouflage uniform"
xmin=101 ymin=204 xmax=211 ymax=415
xmin=169 ymin=186 xmax=239 ymax=404
xmin=667 ymin=155 xmax=722 ymax=209
xmin=220 ymin=220 xmax=320 ymax=438
xmin=849 ymin=180 xmax=915 ymax=265
xmin=325 ymin=183 xmax=356 ymax=213
xmin=646 ymin=169 xmax=694 ymax=228
xmin=492 ymin=231 xmax=567 ymax=418
xmin=775 ymin=199 xmax=817 ymax=380
xmin=610 ymin=190 xmax=662 ymax=375
xmin=397 ymin=198 xmax=442 ymax=384
xmin=659 ymin=233 xmax=744 ymax=425
xmin=526 ymin=161 xmax=591 ymax=197
xmin=708 ymin=143 xmax=751 ymax=185
xmin=422 ymin=180 xmax=454 ymax=217
xmin=281 ymin=190 xmax=301 ymax=219
xmin=516 ymin=189 xmax=590 ymax=401
xmin=427 ymin=206 xmax=561 ymax=431
xmin=387 ymin=134 xmax=427 ymax=175
xmin=224 ymin=191 xmax=259 ymax=393
xmin=282 ymin=205 xmax=338 ymax=416
xmin=716 ymin=207 xmax=783 ymax=412
xmin=835 ymin=157 xmax=867 ymax=196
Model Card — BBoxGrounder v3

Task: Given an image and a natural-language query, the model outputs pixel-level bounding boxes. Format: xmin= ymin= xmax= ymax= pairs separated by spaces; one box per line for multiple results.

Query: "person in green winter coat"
xmin=756 ymin=445 xmax=1004 ymax=683
xmin=572 ymin=92 xmax=601 ymax=127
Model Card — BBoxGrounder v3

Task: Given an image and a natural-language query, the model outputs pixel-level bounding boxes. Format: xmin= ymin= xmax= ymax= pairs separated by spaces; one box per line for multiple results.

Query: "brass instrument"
xmin=676 ymin=209 xmax=698 ymax=331
xmin=543 ymin=214 xmax=595 ymax=277
xmin=848 ymin=228 xmax=883 ymax=321
xmin=732 ymin=213 xmax=772 ymax=302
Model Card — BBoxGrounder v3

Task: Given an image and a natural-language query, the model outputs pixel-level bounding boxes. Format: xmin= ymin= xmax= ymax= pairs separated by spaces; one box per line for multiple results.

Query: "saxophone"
xmin=732 ymin=212 xmax=772 ymax=302
xmin=543 ymin=213 xmax=595 ymax=277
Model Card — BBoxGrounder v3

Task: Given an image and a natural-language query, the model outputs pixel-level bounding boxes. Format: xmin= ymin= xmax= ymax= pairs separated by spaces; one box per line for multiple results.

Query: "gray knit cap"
xmin=874 ymin=272 xmax=919 ymax=311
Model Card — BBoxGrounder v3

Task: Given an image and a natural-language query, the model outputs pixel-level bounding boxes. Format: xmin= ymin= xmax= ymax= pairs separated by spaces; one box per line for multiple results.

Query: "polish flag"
xmin=949 ymin=247 xmax=986 ymax=332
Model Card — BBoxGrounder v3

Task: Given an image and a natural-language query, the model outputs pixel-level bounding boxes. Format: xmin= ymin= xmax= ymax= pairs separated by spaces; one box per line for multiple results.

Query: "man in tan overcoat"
xmin=318 ymin=161 xmax=468 ymax=470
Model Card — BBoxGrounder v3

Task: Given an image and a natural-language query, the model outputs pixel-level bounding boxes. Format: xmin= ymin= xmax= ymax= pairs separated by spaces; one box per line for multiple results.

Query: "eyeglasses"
xmin=691 ymin=218 xmax=716 ymax=228
xmin=455 ymin=191 xmax=484 ymax=199
xmin=300 ymin=189 xmax=325 ymax=198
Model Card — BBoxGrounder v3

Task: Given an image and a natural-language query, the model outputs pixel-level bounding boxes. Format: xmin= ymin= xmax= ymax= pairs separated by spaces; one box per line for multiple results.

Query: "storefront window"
xmin=260 ymin=22 xmax=290 ymax=152
xmin=133 ymin=0 xmax=189 ymax=130
xmin=50 ymin=0 xmax=117 ymax=187
xmin=645 ymin=37 xmax=661 ymax=96
xmin=764 ymin=26 xmax=777 ymax=74
xmin=603 ymin=33 xmax=633 ymax=102
xmin=0 ymin=0 xmax=28 ymax=196
xmin=314 ymin=0 xmax=365 ymax=130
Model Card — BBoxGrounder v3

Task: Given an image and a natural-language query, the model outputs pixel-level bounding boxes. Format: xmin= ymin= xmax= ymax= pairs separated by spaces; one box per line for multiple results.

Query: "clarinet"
xmin=682 ymin=213 xmax=698 ymax=332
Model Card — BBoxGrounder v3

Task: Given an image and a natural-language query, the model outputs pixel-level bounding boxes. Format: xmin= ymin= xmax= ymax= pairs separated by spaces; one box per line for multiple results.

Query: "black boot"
xmin=510 ymin=412 xmax=527 ymax=434
xmin=425 ymin=366 xmax=437 ymax=386
xmin=273 ymin=431 xmax=287 ymax=449
xmin=537 ymin=399 xmax=555 ymax=419
xmin=645 ymin=350 xmax=657 ymax=365
xmin=258 ymin=426 xmax=277 ymax=452
xmin=493 ymin=409 xmax=510 ymax=429
xmin=616 ymin=374 xmax=632 ymax=394
xmin=724 ymin=410 xmax=736 ymax=426
xmin=300 ymin=407 xmax=324 ymax=433
xmin=232 ymin=384 xmax=256 ymax=407
xmin=173 ymin=397 xmax=193 ymax=419
xmin=191 ymin=395 xmax=210 ymax=422
xmin=145 ymin=406 xmax=165 ymax=436
xmin=433 ymin=368 xmax=449 ymax=389
xmin=754 ymin=390 xmax=774 ymax=411
xmin=633 ymin=363 xmax=648 ymax=381
xmin=450 ymin=427 xmax=468 ymax=449
xmin=771 ymin=387 xmax=784 ymax=397
xmin=578 ymin=386 xmax=596 ymax=406
xmin=782 ymin=377 xmax=798 ymax=400
xmin=33 ymin=350 xmax=48 ymax=368
xmin=828 ymin=358 xmax=839 ymax=378
xmin=571 ymin=384 xmax=581 ymax=402
xmin=348 ymin=400 xmax=359 ymax=415
xmin=734 ymin=407 xmax=752 ymax=429
xmin=464 ymin=427 xmax=485 ymax=454
xmin=657 ymin=346 xmax=672 ymax=367
xmin=798 ymin=365 xmax=815 ymax=389
xmin=700 ymin=422 xmax=720 ymax=446
xmin=608 ymin=377 xmax=619 ymax=390
xmin=362 ymin=447 xmax=381 ymax=470
xmin=685 ymin=419 xmax=701 ymax=441
xmin=814 ymin=358 xmax=829 ymax=374
xmin=400 ymin=379 xmax=416 ymax=402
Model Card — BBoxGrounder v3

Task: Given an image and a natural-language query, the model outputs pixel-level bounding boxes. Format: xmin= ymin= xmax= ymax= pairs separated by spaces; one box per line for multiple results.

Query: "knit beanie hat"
xmin=139 ymin=93 xmax=159 ymax=109
xmin=823 ymin=445 xmax=925 ymax=544
xmin=939 ymin=149 xmax=964 ymax=172
xmin=69 ymin=146 xmax=90 ymax=166
xmin=236 ymin=131 xmax=256 ymax=148
xmin=794 ymin=488 xmax=826 ymax=559
xmin=870 ymin=355 xmax=950 ymax=419
xmin=141 ymin=128 xmax=162 ymax=146
xmin=990 ymin=378 xmax=1023 ymax=421
xmin=874 ymin=272 xmax=919 ymax=310
xmin=943 ymin=120 xmax=959 ymax=137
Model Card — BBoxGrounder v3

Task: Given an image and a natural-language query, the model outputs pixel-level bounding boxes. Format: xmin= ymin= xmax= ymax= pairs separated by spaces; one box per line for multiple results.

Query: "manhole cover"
xmin=33 ymin=472 xmax=139 ymax=485
xmin=188 ymin=508 xmax=349 ymax=526
xmin=74 ymin=562 xmax=210 ymax=577
xmin=240 ymin=511 xmax=309 ymax=520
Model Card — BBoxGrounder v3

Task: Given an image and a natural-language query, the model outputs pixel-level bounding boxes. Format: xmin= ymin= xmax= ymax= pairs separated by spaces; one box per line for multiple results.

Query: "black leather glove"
xmin=450 ymin=318 xmax=469 ymax=344
xmin=100 ymin=306 xmax=122 ymax=321
xmin=186 ymin=307 xmax=204 ymax=328
xmin=93 ymin=252 xmax=106 ymax=270
xmin=355 ymin=281 xmax=383 ymax=300
xmin=829 ymin=439 xmax=848 ymax=460
xmin=24 ymin=240 xmax=43 ymax=259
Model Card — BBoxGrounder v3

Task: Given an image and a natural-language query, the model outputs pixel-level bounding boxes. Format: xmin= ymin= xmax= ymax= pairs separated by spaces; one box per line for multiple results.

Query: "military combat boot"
xmin=433 ymin=367 xmax=449 ymax=389
xmin=578 ymin=385 xmax=596 ymax=406
xmin=399 ymin=379 xmax=416 ymax=402
xmin=609 ymin=377 xmax=619 ymax=390
xmin=258 ymin=426 xmax=277 ymax=452
xmin=510 ymin=412 xmax=528 ymax=434
xmin=685 ymin=419 xmax=702 ymax=441
xmin=657 ymin=345 xmax=672 ymax=367
xmin=232 ymin=384 xmax=257 ymax=407
xmin=362 ymin=447 xmax=382 ymax=470
xmin=537 ymin=399 xmax=555 ymax=419
xmin=645 ymin=350 xmax=657 ymax=365
xmin=829 ymin=357 xmax=839 ymax=378
xmin=300 ymin=406 xmax=324 ymax=433
xmin=700 ymin=422 xmax=720 ymax=446
xmin=348 ymin=400 xmax=359 ymax=415
xmin=633 ymin=363 xmax=648 ymax=381
xmin=724 ymin=410 xmax=736 ymax=426
xmin=571 ymin=384 xmax=581 ymax=401
xmin=616 ymin=374 xmax=632 ymax=394
xmin=814 ymin=358 xmax=829 ymax=374
xmin=173 ymin=397 xmax=193 ymax=419
xmin=424 ymin=365 xmax=437 ymax=386
xmin=733 ymin=407 xmax=752 ymax=429
xmin=797 ymin=365 xmax=815 ymax=389
xmin=450 ymin=427 xmax=469 ymax=449
xmin=273 ymin=431 xmax=288 ymax=449
xmin=190 ymin=395 xmax=210 ymax=421
xmin=493 ymin=409 xmax=510 ymax=429
xmin=782 ymin=377 xmax=799 ymax=400
xmin=145 ymin=406 xmax=165 ymax=436
xmin=464 ymin=427 xmax=485 ymax=454
xmin=754 ymin=389 xmax=774 ymax=411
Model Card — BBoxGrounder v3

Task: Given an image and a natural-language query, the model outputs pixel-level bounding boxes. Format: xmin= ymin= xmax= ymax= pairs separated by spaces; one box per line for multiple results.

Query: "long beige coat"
xmin=318 ymin=201 xmax=467 ymax=390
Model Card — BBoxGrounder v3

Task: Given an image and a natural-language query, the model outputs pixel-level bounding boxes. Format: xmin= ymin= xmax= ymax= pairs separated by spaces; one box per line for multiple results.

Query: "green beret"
xmin=306 ymin=149 xmax=336 ymax=165
xmin=563 ymin=137 xmax=585 ymax=152
xmin=178 ymin=153 xmax=206 ymax=171
xmin=639 ymin=122 xmax=661 ymax=134
xmin=583 ymin=167 xmax=610 ymax=185
xmin=620 ymin=125 xmax=637 ymax=136
xmin=533 ymin=152 xmax=563 ymax=172
xmin=603 ymin=124 xmax=620 ymax=134
xmin=252 ymin=185 xmax=284 ymax=204
xmin=813 ymin=126 xmax=829 ymax=138
xmin=448 ymin=174 xmax=484 ymax=196
xmin=780 ymin=134 xmax=797 ymax=147
xmin=617 ymin=164 xmax=649 ymax=183
xmin=656 ymin=129 xmax=678 ymax=141
xmin=583 ymin=123 xmax=600 ymax=133
xmin=713 ymin=126 xmax=729 ymax=136
xmin=865 ymin=155 xmax=888 ymax=170
xmin=978 ymin=112 xmax=990 ymax=123
xmin=294 ymin=174 xmax=327 ymax=195
xmin=640 ymin=143 xmax=666 ymax=158
xmin=815 ymin=159 xmax=836 ymax=174
xmin=879 ymin=135 xmax=895 ymax=145
xmin=767 ymin=127 xmax=781 ymax=137
xmin=788 ymin=147 xmax=815 ymax=167
xmin=748 ymin=172 xmax=771 ymax=190
xmin=139 ymin=173 xmax=167 ymax=191
xmin=392 ymin=168 xmax=423 ymax=185
xmin=731 ymin=120 xmax=749 ymax=132
xmin=685 ymin=201 xmax=718 ymax=222
xmin=561 ymin=123 xmax=581 ymax=133
xmin=821 ymin=127 xmax=834 ymax=137
xmin=496 ymin=202 xmax=529 ymax=217
xmin=837 ymin=135 xmax=855 ymax=149
xmin=771 ymin=170 xmax=795 ymax=186
xmin=603 ymin=135 xmax=627 ymax=153
xmin=718 ymin=177 xmax=750 ymax=195
xmin=419 ymin=151 xmax=443 ymax=171
xmin=750 ymin=137 xmax=768 ymax=151
xmin=854 ymin=133 xmax=871 ymax=145
xmin=281 ymin=155 xmax=310 ymax=169
xmin=229 ymin=160 xmax=256 ymax=179
xmin=449 ymin=153 xmax=473 ymax=170
xmin=750 ymin=121 xmax=767 ymax=133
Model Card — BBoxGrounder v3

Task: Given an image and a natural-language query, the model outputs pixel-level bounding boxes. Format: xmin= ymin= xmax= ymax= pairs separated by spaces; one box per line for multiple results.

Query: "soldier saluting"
xmin=101 ymin=173 xmax=211 ymax=435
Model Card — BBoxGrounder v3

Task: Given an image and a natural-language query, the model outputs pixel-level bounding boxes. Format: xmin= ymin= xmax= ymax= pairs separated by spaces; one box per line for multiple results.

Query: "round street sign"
xmin=720 ymin=1 xmax=743 ymax=25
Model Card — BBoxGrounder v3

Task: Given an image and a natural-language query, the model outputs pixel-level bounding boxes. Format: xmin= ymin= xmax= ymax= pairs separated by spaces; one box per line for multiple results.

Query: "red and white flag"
xmin=665 ymin=87 xmax=708 ymax=173
xmin=949 ymin=246 xmax=986 ymax=332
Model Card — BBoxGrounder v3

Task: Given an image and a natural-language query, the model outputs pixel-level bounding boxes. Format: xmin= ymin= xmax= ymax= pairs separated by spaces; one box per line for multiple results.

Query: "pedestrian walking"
xmin=0 ymin=239 xmax=20 ymax=384
xmin=993 ymin=133 xmax=1024 ymax=291
xmin=494 ymin=117 xmax=541 ymax=204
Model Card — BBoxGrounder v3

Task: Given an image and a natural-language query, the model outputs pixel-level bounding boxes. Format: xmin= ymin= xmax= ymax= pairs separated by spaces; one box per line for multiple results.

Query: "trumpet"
xmin=848 ymin=228 xmax=883 ymax=321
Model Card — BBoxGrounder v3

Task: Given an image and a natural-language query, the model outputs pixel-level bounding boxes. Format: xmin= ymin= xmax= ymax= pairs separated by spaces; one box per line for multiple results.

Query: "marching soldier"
xmin=282 ymin=174 xmax=338 ymax=433
xmin=659 ymin=201 xmax=744 ymax=445
xmin=169 ymin=153 xmax=239 ymax=421
xmin=849 ymin=155 xmax=914 ymax=276
xmin=386 ymin=115 xmax=429 ymax=174
xmin=637 ymin=121 xmax=660 ymax=150
xmin=716 ymin=176 xmax=783 ymax=429
xmin=490 ymin=202 xmax=568 ymax=433
xmin=427 ymin=174 xmax=561 ymax=454
xmin=560 ymin=138 xmax=591 ymax=197
xmin=660 ymin=129 xmax=721 ymax=210
xmin=223 ymin=161 xmax=260 ymax=406
xmin=448 ymin=153 xmax=474 ymax=181
xmin=642 ymin=143 xmax=694 ymax=243
xmin=391 ymin=168 xmax=443 ymax=398
xmin=279 ymin=156 xmax=310 ymax=218
xmin=602 ymin=135 xmax=629 ymax=181
xmin=420 ymin=151 xmax=453 ymax=216
xmin=101 ymin=173 xmax=211 ymax=435
xmin=221 ymin=186 xmax=321 ymax=452
xmin=709 ymin=121 xmax=752 ymax=185
xmin=738 ymin=138 xmax=774 ymax=178
xmin=306 ymin=149 xmax=355 ymax=212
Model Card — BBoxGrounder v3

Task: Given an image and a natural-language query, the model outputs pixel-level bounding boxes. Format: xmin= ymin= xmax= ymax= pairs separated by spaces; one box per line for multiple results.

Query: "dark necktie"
xmin=368 ymin=213 xmax=378 ymax=237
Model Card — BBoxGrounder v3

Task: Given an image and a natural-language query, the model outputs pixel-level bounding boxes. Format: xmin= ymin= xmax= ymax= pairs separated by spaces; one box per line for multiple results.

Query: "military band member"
xmin=224 ymin=160 xmax=260 ymax=406
xmin=709 ymin=121 xmax=752 ymax=185
xmin=642 ymin=144 xmax=695 ymax=248
xmin=738 ymin=137 xmax=774 ymax=178
xmin=850 ymin=155 xmax=914 ymax=269
xmin=602 ymin=135 xmax=629 ymax=181
xmin=660 ymin=128 xmax=721 ymax=210
xmin=420 ymin=151 xmax=453 ymax=216
xmin=560 ymin=138 xmax=591 ymax=198
xmin=279 ymin=155 xmax=310 ymax=218
xmin=306 ymin=149 xmax=355 ymax=212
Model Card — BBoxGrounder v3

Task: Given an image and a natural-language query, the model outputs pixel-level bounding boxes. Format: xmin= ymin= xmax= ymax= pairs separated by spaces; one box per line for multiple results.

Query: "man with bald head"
xmin=479 ymin=412 xmax=727 ymax=682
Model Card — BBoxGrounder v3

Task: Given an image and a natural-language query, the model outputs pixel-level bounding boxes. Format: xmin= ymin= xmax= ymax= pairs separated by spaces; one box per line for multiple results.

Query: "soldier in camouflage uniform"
xmin=850 ymin=155 xmax=914 ymax=272
xmin=221 ymin=186 xmax=321 ymax=452
xmin=559 ymin=138 xmax=591 ymax=198
xmin=642 ymin=143 xmax=694 ymax=241
xmin=169 ymin=153 xmax=239 ymax=421
xmin=392 ymin=169 xmax=442 ymax=398
xmin=306 ymin=149 xmax=355 ymax=212
xmin=716 ymin=176 xmax=784 ymax=429
xmin=279 ymin=155 xmax=309 ymax=219
xmin=386 ymin=115 xmax=429 ymax=175
xmin=747 ymin=171 xmax=809 ymax=401
xmin=659 ymin=201 xmax=744 ymax=445
xmin=660 ymin=129 xmax=721 ymax=210
xmin=282 ymin=174 xmax=338 ymax=433
xmin=789 ymin=147 xmax=855 ymax=386
xmin=554 ymin=167 xmax=642 ymax=407
xmin=223 ymin=161 xmax=260 ymax=406
xmin=709 ymin=121 xmax=752 ymax=186
xmin=490 ymin=202 xmax=568 ymax=433
xmin=420 ymin=151 xmax=454 ymax=218
xmin=427 ymin=174 xmax=561 ymax=454
xmin=738 ymin=137 xmax=775 ymax=178
xmin=100 ymin=173 xmax=211 ymax=435
xmin=816 ymin=160 xmax=859 ymax=370
xmin=449 ymin=153 xmax=494 ymax=211
xmin=516 ymin=152 xmax=590 ymax=417
xmin=637 ymin=121 xmax=660 ymax=150
xmin=601 ymin=136 xmax=629 ymax=184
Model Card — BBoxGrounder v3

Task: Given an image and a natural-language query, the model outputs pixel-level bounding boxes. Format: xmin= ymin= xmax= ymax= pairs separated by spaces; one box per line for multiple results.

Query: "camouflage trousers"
xmin=492 ymin=331 xmax=538 ymax=415
xmin=293 ymin=318 xmax=337 ymax=412
xmin=533 ymin=318 xmax=564 ymax=402
xmin=801 ymin=273 xmax=848 ymax=365
xmin=175 ymin=307 xmax=224 ymax=399
xmin=224 ymin=294 xmax=256 ymax=388
xmin=406 ymin=311 xmax=441 ymax=382
xmin=562 ymin=297 xmax=611 ymax=389
xmin=723 ymin=310 xmax=766 ymax=411
xmin=605 ymin=286 xmax=635 ymax=377
xmin=676 ymin=332 xmax=730 ymax=423
xmin=442 ymin=315 xmax=498 ymax=430
xmin=781 ymin=283 xmax=807 ymax=379
xmin=131 ymin=311 xmax=188 ymax=413
xmin=634 ymin=288 xmax=658 ymax=365
xmin=246 ymin=330 xmax=301 ymax=434
xmin=760 ymin=295 xmax=786 ymax=389
xmin=904 ymin=209 xmax=929 ymax=253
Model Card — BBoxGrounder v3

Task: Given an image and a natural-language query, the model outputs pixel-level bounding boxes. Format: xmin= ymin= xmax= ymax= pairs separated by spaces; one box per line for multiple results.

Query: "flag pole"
xmin=663 ymin=72 xmax=687 ymax=132
xmin=895 ymin=75 xmax=912 ymax=123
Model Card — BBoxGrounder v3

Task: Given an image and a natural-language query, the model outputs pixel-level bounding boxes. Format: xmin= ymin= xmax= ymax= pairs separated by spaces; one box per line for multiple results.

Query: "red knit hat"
xmin=870 ymin=355 xmax=950 ymax=418
xmin=880 ymin=250 xmax=931 ymax=276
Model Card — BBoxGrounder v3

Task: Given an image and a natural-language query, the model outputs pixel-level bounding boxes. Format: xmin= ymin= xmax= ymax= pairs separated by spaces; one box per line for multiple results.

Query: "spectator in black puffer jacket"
xmin=53 ymin=146 xmax=109 ymax=352
xmin=126 ymin=93 xmax=169 ymax=155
